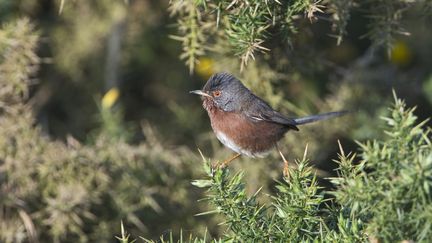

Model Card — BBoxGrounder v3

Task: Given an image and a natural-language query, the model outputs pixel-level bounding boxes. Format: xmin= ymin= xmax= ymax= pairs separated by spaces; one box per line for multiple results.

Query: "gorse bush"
xmin=169 ymin=0 xmax=432 ymax=71
xmin=141 ymin=94 xmax=431 ymax=242
xmin=332 ymin=93 xmax=432 ymax=241
xmin=0 ymin=19 xmax=206 ymax=243
xmin=149 ymin=155 xmax=363 ymax=242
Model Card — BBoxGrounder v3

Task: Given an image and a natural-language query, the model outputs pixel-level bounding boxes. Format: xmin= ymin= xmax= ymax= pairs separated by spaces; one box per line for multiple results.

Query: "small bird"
xmin=190 ymin=72 xmax=347 ymax=176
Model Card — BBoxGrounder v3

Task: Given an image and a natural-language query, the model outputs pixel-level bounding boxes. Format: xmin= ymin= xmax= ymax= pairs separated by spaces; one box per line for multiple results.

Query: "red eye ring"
xmin=213 ymin=90 xmax=221 ymax=97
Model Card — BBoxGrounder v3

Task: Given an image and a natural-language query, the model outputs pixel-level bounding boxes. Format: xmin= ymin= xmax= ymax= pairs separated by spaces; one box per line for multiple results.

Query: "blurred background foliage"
xmin=0 ymin=0 xmax=431 ymax=242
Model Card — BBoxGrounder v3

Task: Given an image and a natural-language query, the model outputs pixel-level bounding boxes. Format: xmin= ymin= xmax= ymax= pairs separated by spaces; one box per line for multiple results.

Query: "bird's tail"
xmin=294 ymin=111 xmax=348 ymax=125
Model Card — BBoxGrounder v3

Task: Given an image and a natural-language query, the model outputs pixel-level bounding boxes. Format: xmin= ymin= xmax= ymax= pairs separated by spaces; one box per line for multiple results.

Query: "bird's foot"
xmin=212 ymin=153 xmax=242 ymax=171
xmin=209 ymin=161 xmax=226 ymax=177
xmin=211 ymin=161 xmax=221 ymax=170
xmin=211 ymin=160 xmax=229 ymax=171
xmin=277 ymin=144 xmax=290 ymax=179
xmin=283 ymin=160 xmax=290 ymax=179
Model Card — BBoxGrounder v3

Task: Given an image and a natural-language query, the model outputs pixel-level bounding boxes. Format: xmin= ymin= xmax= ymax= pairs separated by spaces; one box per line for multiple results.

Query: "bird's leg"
xmin=276 ymin=143 xmax=290 ymax=178
xmin=215 ymin=153 xmax=241 ymax=169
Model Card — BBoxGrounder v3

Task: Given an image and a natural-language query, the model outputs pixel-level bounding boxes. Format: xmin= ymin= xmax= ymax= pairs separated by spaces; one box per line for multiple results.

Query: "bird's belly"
xmin=209 ymin=110 xmax=288 ymax=157
xmin=215 ymin=130 xmax=270 ymax=158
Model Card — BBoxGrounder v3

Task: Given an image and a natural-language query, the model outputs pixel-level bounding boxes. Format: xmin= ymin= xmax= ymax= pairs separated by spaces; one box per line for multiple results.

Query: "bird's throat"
xmin=202 ymin=98 xmax=217 ymax=112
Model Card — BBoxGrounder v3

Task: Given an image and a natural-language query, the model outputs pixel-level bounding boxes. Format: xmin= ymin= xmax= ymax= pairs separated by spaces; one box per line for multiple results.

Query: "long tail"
xmin=294 ymin=111 xmax=348 ymax=125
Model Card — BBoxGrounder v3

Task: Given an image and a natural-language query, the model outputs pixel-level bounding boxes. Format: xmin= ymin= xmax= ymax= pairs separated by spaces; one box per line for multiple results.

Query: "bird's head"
xmin=190 ymin=72 xmax=248 ymax=112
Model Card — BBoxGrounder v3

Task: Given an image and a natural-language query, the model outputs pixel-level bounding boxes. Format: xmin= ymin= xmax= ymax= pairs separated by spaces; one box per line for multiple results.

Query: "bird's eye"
xmin=213 ymin=90 xmax=221 ymax=97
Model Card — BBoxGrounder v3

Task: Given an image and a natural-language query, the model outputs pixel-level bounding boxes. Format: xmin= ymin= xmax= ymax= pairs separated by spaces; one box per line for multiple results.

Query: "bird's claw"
xmin=212 ymin=161 xmax=228 ymax=170
xmin=210 ymin=161 xmax=227 ymax=177
xmin=283 ymin=163 xmax=290 ymax=179
xmin=211 ymin=161 xmax=219 ymax=169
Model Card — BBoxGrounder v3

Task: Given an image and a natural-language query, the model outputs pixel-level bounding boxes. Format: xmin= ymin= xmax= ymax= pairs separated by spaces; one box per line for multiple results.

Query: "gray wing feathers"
xmin=244 ymin=95 xmax=299 ymax=130
xmin=242 ymin=93 xmax=347 ymax=130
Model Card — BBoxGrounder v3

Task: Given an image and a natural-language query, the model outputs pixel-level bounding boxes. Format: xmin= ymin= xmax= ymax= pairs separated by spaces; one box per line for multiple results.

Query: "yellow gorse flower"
xmin=196 ymin=57 xmax=214 ymax=79
xmin=102 ymin=87 xmax=120 ymax=109
xmin=390 ymin=40 xmax=412 ymax=66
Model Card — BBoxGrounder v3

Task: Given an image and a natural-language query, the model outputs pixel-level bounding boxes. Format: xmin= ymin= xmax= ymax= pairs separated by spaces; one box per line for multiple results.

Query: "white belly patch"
xmin=215 ymin=131 xmax=269 ymax=158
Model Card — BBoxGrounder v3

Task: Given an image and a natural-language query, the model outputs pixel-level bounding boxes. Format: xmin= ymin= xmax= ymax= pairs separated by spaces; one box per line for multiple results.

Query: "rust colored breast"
xmin=206 ymin=104 xmax=289 ymax=157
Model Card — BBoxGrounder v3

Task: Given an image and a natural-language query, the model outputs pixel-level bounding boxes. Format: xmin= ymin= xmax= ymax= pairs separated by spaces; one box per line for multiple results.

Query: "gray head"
xmin=190 ymin=72 xmax=250 ymax=112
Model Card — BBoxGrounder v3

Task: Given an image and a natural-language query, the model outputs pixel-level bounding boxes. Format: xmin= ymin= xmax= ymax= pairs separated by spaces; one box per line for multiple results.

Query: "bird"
xmin=190 ymin=72 xmax=347 ymax=176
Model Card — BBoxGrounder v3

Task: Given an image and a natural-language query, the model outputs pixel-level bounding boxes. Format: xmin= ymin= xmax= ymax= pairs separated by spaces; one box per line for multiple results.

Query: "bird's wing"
xmin=243 ymin=95 xmax=299 ymax=131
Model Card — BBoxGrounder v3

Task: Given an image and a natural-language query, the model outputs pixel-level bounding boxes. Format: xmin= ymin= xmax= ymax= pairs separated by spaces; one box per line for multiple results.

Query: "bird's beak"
xmin=189 ymin=90 xmax=212 ymax=98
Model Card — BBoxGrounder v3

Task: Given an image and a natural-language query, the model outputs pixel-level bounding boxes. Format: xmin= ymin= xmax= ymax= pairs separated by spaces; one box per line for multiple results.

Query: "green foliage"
xmin=116 ymin=221 xmax=136 ymax=243
xmin=141 ymin=229 xmax=209 ymax=243
xmin=169 ymin=0 xmax=432 ymax=71
xmin=146 ymin=155 xmax=360 ymax=242
xmin=169 ymin=0 xmax=321 ymax=70
xmin=143 ymin=93 xmax=431 ymax=242
xmin=52 ymin=0 xmax=127 ymax=81
xmin=194 ymin=164 xmax=271 ymax=241
xmin=271 ymin=161 xmax=327 ymax=241
xmin=0 ymin=102 xmax=199 ymax=241
xmin=332 ymin=92 xmax=432 ymax=241
xmin=0 ymin=18 xmax=204 ymax=243
xmin=0 ymin=18 xmax=39 ymax=104
xmin=169 ymin=0 xmax=208 ymax=73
